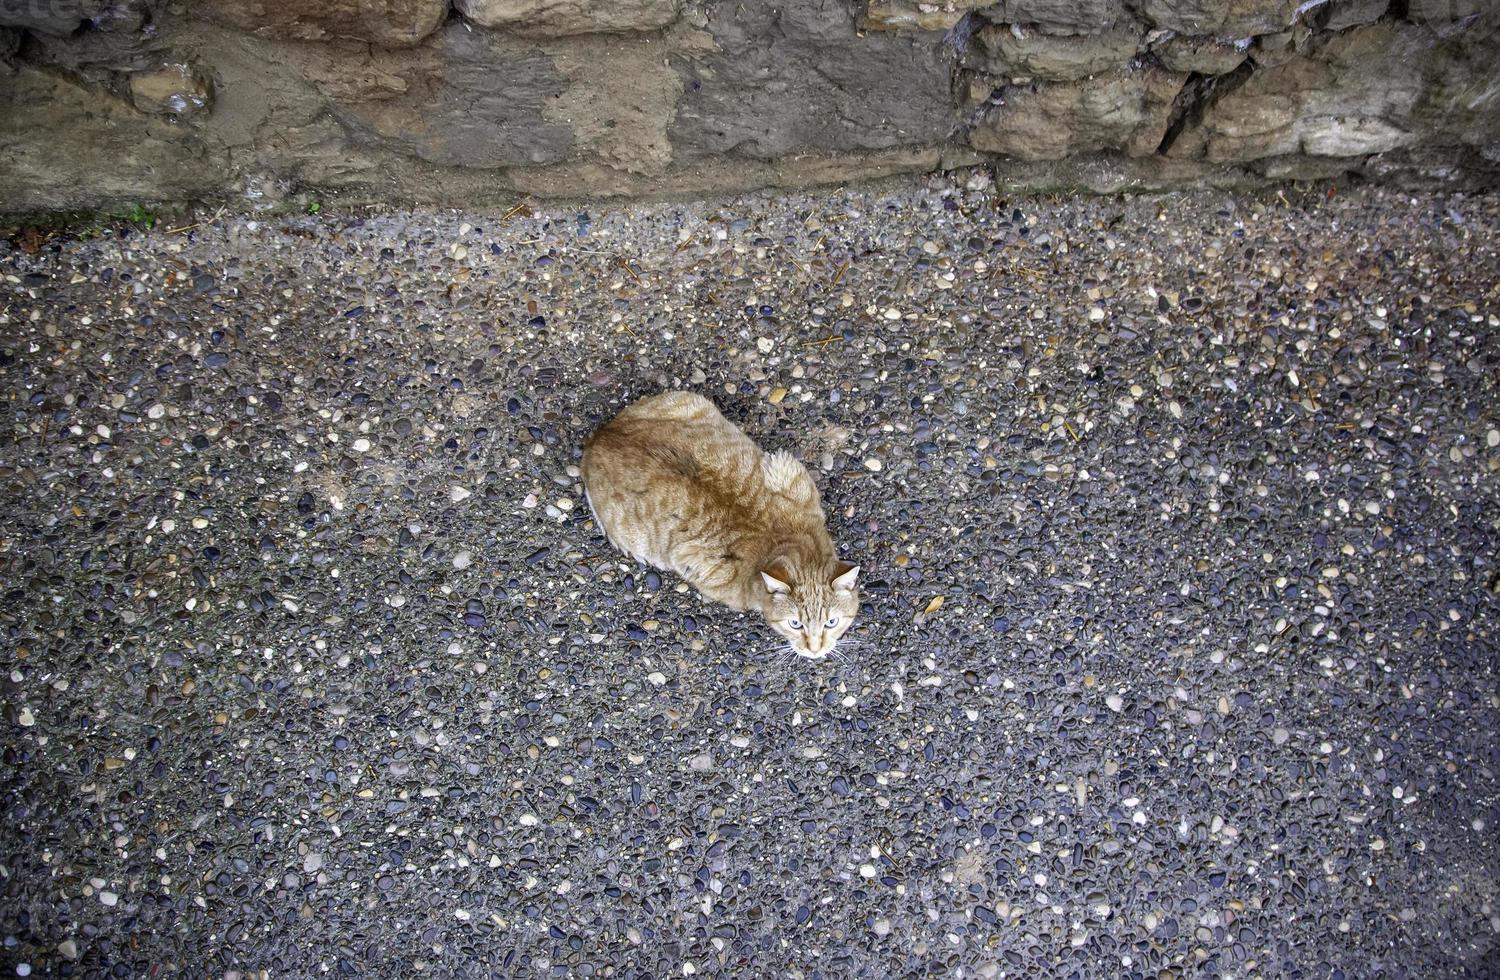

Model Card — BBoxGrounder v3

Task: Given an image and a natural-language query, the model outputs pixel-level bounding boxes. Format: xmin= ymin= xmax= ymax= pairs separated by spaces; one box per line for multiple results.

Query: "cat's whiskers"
xmin=831 ymin=638 xmax=872 ymax=657
xmin=755 ymin=638 xmax=800 ymax=668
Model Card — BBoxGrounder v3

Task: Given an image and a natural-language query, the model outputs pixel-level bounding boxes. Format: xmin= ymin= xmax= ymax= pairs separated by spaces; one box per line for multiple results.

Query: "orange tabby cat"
xmin=581 ymin=391 xmax=859 ymax=660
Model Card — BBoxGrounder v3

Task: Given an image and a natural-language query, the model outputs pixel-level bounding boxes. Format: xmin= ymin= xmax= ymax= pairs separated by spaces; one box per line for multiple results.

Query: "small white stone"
xmin=1105 ymin=694 xmax=1123 ymax=712
xmin=452 ymin=551 xmax=473 ymax=570
xmin=147 ymin=403 xmax=165 ymax=419
xmin=647 ymin=671 xmax=667 ymax=686
xmin=756 ymin=337 xmax=774 ymax=354
xmin=17 ymin=706 xmax=35 ymax=727
xmin=883 ymin=307 xmax=902 ymax=320
xmin=1489 ymin=429 xmax=1499 ymax=448
xmin=451 ymin=486 xmax=471 ymax=503
xmin=863 ymin=458 xmax=883 ymax=472
xmin=98 ymin=891 xmax=119 ymax=907
xmin=352 ymin=438 xmax=371 ymax=453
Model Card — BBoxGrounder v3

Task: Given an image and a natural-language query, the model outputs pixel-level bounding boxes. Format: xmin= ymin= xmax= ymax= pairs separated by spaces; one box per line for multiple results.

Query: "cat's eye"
xmin=787 ymin=618 xmax=802 ymax=630
xmin=825 ymin=616 xmax=841 ymax=629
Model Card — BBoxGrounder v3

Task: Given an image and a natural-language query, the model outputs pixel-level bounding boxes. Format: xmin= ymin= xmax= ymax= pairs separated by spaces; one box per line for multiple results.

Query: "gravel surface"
xmin=2 ymin=176 xmax=1499 ymax=978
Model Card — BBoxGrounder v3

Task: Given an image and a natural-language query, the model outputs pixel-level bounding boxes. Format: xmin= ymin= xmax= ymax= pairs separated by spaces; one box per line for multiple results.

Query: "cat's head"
xmin=759 ymin=561 xmax=860 ymax=660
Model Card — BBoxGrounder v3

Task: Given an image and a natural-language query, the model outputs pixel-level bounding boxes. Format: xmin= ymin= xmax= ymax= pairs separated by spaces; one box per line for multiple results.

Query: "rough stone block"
xmin=979 ymin=0 xmax=1131 ymax=36
xmin=866 ymin=1 xmax=993 ymax=32
xmin=1248 ymin=28 xmax=1305 ymax=68
xmin=1155 ymin=35 xmax=1249 ymax=74
xmin=0 ymin=66 xmax=221 ymax=208
xmin=0 ymin=0 xmax=101 ymax=35
xmin=670 ymin=0 xmax=956 ymax=161
xmin=1254 ymin=153 xmax=1362 ymax=179
xmin=1163 ymin=22 xmax=1494 ymax=162
xmin=1406 ymin=0 xmax=1483 ymax=21
xmin=1140 ymin=0 xmax=1298 ymax=37
xmin=310 ymin=24 xmax=574 ymax=168
xmin=454 ymin=0 xmax=682 ymax=36
xmin=971 ymin=24 xmax=1142 ymax=80
xmin=536 ymin=35 xmax=681 ymax=176
xmin=1164 ymin=22 xmax=1434 ymax=161
xmin=1320 ymin=0 xmax=1388 ymax=31
xmin=969 ymin=67 xmax=1186 ymax=159
xmin=197 ymin=0 xmax=448 ymax=48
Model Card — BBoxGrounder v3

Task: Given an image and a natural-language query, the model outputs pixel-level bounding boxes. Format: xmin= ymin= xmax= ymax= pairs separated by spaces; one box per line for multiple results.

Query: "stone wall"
xmin=0 ymin=0 xmax=1495 ymax=212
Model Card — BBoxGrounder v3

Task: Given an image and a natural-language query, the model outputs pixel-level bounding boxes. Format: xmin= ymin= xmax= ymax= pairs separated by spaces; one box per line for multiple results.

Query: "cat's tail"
xmin=762 ymin=449 xmax=819 ymax=504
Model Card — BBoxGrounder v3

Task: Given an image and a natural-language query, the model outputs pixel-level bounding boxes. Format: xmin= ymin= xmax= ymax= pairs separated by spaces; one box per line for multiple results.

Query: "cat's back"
xmin=583 ymin=392 xmax=825 ymax=585
xmin=583 ymin=391 xmax=758 ymax=489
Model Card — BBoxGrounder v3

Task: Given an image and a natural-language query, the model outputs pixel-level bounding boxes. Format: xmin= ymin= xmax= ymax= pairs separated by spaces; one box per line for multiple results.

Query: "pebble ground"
xmin=2 ymin=176 xmax=1498 ymax=979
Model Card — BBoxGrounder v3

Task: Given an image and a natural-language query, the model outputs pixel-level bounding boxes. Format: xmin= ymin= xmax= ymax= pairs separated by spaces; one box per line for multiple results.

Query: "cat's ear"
xmin=760 ymin=569 xmax=791 ymax=595
xmin=830 ymin=563 xmax=860 ymax=592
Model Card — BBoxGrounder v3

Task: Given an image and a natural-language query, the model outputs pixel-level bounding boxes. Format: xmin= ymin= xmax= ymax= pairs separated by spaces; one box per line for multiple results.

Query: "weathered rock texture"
xmin=455 ymin=0 xmax=682 ymax=35
xmin=198 ymin=0 xmax=448 ymax=47
xmin=0 ymin=0 xmax=1495 ymax=212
